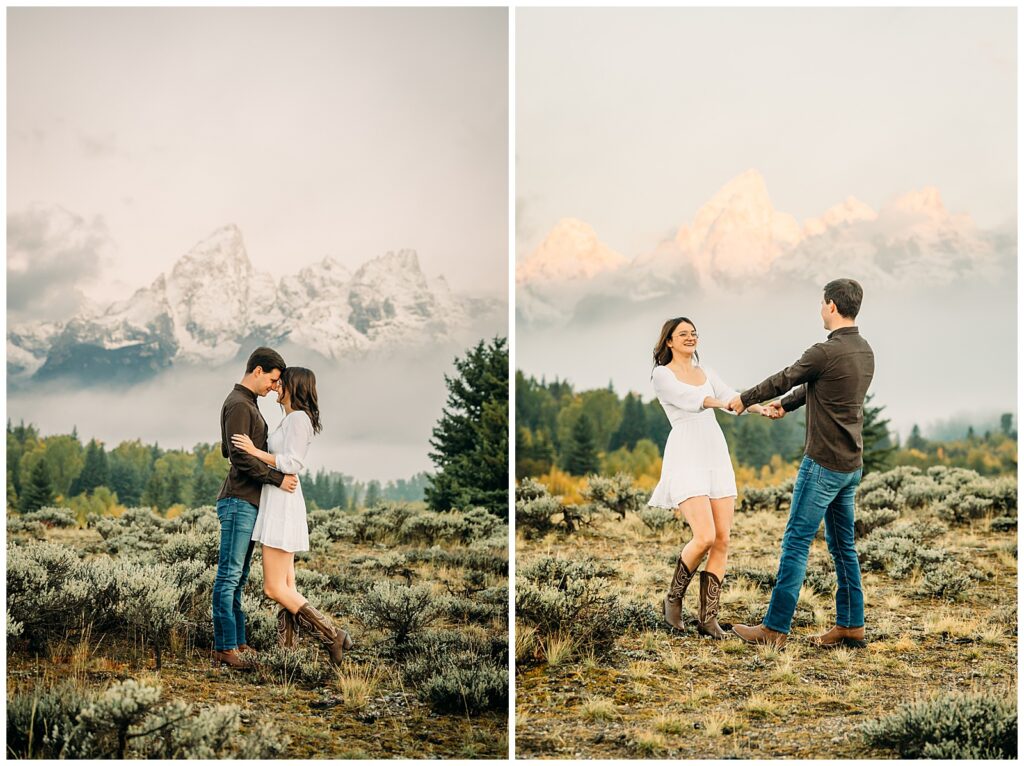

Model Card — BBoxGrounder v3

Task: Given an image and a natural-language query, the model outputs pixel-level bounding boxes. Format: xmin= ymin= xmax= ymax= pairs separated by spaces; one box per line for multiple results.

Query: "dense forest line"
xmin=516 ymin=370 xmax=1017 ymax=482
xmin=6 ymin=420 xmax=429 ymax=519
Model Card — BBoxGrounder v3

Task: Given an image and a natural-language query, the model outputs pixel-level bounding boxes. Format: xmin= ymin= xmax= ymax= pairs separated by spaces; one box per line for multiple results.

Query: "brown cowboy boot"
xmin=808 ymin=624 xmax=866 ymax=649
xmin=211 ymin=648 xmax=254 ymax=670
xmin=664 ymin=554 xmax=697 ymax=630
xmin=294 ymin=602 xmax=354 ymax=665
xmin=237 ymin=643 xmax=258 ymax=655
xmin=731 ymin=622 xmax=787 ymax=648
xmin=276 ymin=607 xmax=298 ymax=649
xmin=697 ymin=571 xmax=731 ymax=639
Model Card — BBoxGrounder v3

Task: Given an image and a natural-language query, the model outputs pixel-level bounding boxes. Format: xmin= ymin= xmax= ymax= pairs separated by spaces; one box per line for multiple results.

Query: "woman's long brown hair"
xmin=652 ymin=317 xmax=699 ymax=368
xmin=280 ymin=366 xmax=322 ymax=434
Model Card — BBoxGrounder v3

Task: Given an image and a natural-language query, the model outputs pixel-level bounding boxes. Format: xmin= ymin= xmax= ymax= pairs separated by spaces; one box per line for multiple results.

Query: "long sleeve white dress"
xmin=647 ymin=363 xmax=740 ymax=509
xmin=251 ymin=410 xmax=314 ymax=552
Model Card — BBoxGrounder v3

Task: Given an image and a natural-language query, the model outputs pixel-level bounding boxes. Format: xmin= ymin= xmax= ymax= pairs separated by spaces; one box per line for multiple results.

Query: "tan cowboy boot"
xmin=664 ymin=554 xmax=697 ymax=630
xmin=277 ymin=607 xmax=298 ymax=649
xmin=294 ymin=602 xmax=354 ymax=665
xmin=237 ymin=643 xmax=258 ymax=655
xmin=731 ymin=622 xmax=787 ymax=648
xmin=808 ymin=624 xmax=866 ymax=649
xmin=211 ymin=648 xmax=254 ymax=670
xmin=697 ymin=571 xmax=730 ymax=639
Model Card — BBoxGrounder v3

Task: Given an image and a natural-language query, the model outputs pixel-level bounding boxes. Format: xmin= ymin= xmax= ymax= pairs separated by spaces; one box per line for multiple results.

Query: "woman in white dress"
xmin=231 ymin=366 xmax=353 ymax=664
xmin=648 ymin=317 xmax=770 ymax=639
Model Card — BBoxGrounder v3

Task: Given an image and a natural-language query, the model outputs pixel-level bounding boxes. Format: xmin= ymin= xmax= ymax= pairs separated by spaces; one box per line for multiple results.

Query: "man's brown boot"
xmin=664 ymin=554 xmax=697 ymax=630
xmin=237 ymin=643 xmax=258 ymax=655
xmin=809 ymin=624 xmax=866 ymax=649
xmin=731 ymin=622 xmax=787 ymax=648
xmin=277 ymin=607 xmax=298 ymax=649
xmin=294 ymin=602 xmax=354 ymax=665
xmin=211 ymin=648 xmax=254 ymax=670
xmin=697 ymin=571 xmax=731 ymax=639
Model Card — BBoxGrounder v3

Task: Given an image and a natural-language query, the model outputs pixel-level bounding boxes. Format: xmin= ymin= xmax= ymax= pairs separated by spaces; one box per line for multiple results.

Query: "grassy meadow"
xmin=514 ymin=466 xmax=1017 ymax=759
xmin=7 ymin=502 xmax=508 ymax=759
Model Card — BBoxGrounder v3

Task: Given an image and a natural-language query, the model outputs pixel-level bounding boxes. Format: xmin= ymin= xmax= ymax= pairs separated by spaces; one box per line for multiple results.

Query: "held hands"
xmin=721 ymin=397 xmax=785 ymax=418
xmin=281 ymin=474 xmax=299 ymax=493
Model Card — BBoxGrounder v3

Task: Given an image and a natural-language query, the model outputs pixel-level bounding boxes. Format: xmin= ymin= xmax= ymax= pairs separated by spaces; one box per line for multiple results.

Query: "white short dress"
xmin=647 ymin=363 xmax=740 ymax=509
xmin=251 ymin=410 xmax=314 ymax=552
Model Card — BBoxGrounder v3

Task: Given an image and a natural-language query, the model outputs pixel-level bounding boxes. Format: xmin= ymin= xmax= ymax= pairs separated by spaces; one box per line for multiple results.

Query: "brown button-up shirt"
xmin=217 ymin=384 xmax=286 ymax=507
xmin=740 ymin=326 xmax=875 ymax=472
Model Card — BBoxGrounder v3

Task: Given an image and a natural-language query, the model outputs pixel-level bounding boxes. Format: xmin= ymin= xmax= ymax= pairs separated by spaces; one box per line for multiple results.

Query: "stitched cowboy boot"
xmin=211 ymin=648 xmax=254 ymax=670
xmin=697 ymin=571 xmax=731 ymax=639
xmin=664 ymin=554 xmax=697 ymax=630
xmin=277 ymin=607 xmax=298 ymax=649
xmin=294 ymin=602 xmax=354 ymax=665
xmin=808 ymin=624 xmax=866 ymax=649
xmin=732 ymin=622 xmax=787 ymax=648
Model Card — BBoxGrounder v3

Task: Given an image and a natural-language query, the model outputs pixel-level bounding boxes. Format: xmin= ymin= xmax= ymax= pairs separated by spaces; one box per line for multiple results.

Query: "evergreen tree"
xmin=193 ymin=445 xmax=228 ymax=504
xmin=1000 ymin=413 xmax=1015 ymax=438
xmin=644 ymin=399 xmax=672 ymax=455
xmin=906 ymin=424 xmax=927 ymax=451
xmin=71 ymin=439 xmax=109 ymax=496
xmin=563 ymin=413 xmax=600 ymax=476
xmin=365 ymin=480 xmax=382 ymax=508
xmin=862 ymin=393 xmax=897 ymax=474
xmin=609 ymin=393 xmax=647 ymax=451
xmin=516 ymin=426 xmax=555 ymax=479
xmin=332 ymin=476 xmax=349 ymax=510
xmin=426 ymin=337 xmax=509 ymax=516
xmin=20 ymin=458 xmax=54 ymax=513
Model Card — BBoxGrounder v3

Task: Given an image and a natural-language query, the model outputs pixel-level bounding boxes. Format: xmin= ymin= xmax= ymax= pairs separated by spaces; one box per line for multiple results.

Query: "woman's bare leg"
xmin=705 ymin=496 xmax=735 ymax=580
xmin=677 ymin=495 xmax=716 ymax=571
xmin=261 ymin=545 xmax=307 ymax=613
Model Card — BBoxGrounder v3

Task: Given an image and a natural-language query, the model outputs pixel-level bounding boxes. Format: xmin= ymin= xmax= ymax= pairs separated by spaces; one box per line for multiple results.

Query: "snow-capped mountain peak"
xmin=516 ymin=218 xmax=628 ymax=285
xmin=9 ymin=229 xmax=501 ymax=383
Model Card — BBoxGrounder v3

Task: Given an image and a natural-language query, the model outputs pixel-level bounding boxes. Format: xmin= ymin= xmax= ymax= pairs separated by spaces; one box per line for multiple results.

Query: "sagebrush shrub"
xmin=252 ymin=645 xmax=333 ymax=685
xmin=515 ymin=479 xmax=560 ymax=539
xmin=355 ymin=582 xmax=441 ymax=645
xmin=581 ymin=473 xmax=648 ymax=518
xmin=516 ymin=556 xmax=623 ymax=655
xmin=20 ymin=506 xmax=78 ymax=528
xmin=854 ymin=507 xmax=900 ymax=537
xmin=420 ymin=666 xmax=509 ymax=715
xmin=861 ymin=691 xmax=1016 ymax=759
xmin=13 ymin=678 xmax=291 ymax=759
xmin=919 ymin=559 xmax=975 ymax=599
xmin=639 ymin=507 xmax=675 ymax=533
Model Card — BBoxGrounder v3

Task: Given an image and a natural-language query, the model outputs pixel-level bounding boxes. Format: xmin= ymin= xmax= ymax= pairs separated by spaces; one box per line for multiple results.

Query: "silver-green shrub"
xmin=861 ymin=691 xmax=1016 ymax=759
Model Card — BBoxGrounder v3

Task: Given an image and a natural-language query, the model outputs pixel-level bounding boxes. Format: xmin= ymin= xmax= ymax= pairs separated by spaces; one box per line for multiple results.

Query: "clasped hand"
xmin=719 ymin=397 xmax=785 ymax=419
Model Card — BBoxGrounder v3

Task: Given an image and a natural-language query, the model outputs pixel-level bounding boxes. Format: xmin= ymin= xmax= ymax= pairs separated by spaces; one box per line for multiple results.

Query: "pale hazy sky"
xmin=9 ymin=7 xmax=508 ymax=317
xmin=517 ymin=7 xmax=1016 ymax=260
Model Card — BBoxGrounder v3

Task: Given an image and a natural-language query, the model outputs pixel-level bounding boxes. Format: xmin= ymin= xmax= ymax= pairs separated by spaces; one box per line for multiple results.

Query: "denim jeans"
xmin=212 ymin=497 xmax=258 ymax=651
xmin=763 ymin=455 xmax=865 ymax=634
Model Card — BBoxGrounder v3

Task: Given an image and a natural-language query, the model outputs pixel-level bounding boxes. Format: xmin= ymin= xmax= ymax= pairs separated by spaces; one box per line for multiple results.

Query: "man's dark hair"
xmin=823 ymin=279 xmax=863 ymax=319
xmin=246 ymin=347 xmax=286 ymax=374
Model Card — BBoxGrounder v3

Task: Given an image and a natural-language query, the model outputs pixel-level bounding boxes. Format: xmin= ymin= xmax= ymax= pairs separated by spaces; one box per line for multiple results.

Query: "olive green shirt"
xmin=740 ymin=327 xmax=875 ymax=472
xmin=217 ymin=384 xmax=286 ymax=507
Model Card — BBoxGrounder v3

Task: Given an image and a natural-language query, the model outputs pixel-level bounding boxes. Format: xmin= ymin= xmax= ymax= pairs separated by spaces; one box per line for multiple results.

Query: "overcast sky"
xmin=517 ymin=7 xmax=1016 ymax=260
xmin=8 ymin=7 xmax=508 ymax=319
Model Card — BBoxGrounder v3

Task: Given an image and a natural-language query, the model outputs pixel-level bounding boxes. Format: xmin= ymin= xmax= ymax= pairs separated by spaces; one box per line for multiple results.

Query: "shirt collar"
xmin=233 ymin=383 xmax=258 ymax=403
xmin=827 ymin=326 xmax=859 ymax=339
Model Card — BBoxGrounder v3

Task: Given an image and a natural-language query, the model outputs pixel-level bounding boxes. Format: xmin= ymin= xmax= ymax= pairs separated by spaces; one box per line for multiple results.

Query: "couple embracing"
xmin=211 ymin=346 xmax=353 ymax=670
xmin=649 ymin=278 xmax=874 ymax=649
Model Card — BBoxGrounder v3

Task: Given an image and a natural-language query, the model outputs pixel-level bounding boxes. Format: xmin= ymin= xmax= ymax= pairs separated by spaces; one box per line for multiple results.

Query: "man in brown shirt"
xmin=212 ymin=347 xmax=298 ymax=669
xmin=727 ymin=279 xmax=875 ymax=649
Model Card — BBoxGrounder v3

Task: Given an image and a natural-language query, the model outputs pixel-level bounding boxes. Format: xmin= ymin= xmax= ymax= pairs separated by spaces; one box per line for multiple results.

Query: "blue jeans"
xmin=212 ymin=497 xmax=258 ymax=651
xmin=763 ymin=456 xmax=865 ymax=634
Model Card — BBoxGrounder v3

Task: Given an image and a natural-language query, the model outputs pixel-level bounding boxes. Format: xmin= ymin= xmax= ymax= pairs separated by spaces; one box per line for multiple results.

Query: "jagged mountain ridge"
xmin=9 ymin=225 xmax=500 ymax=382
xmin=516 ymin=170 xmax=1012 ymax=322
